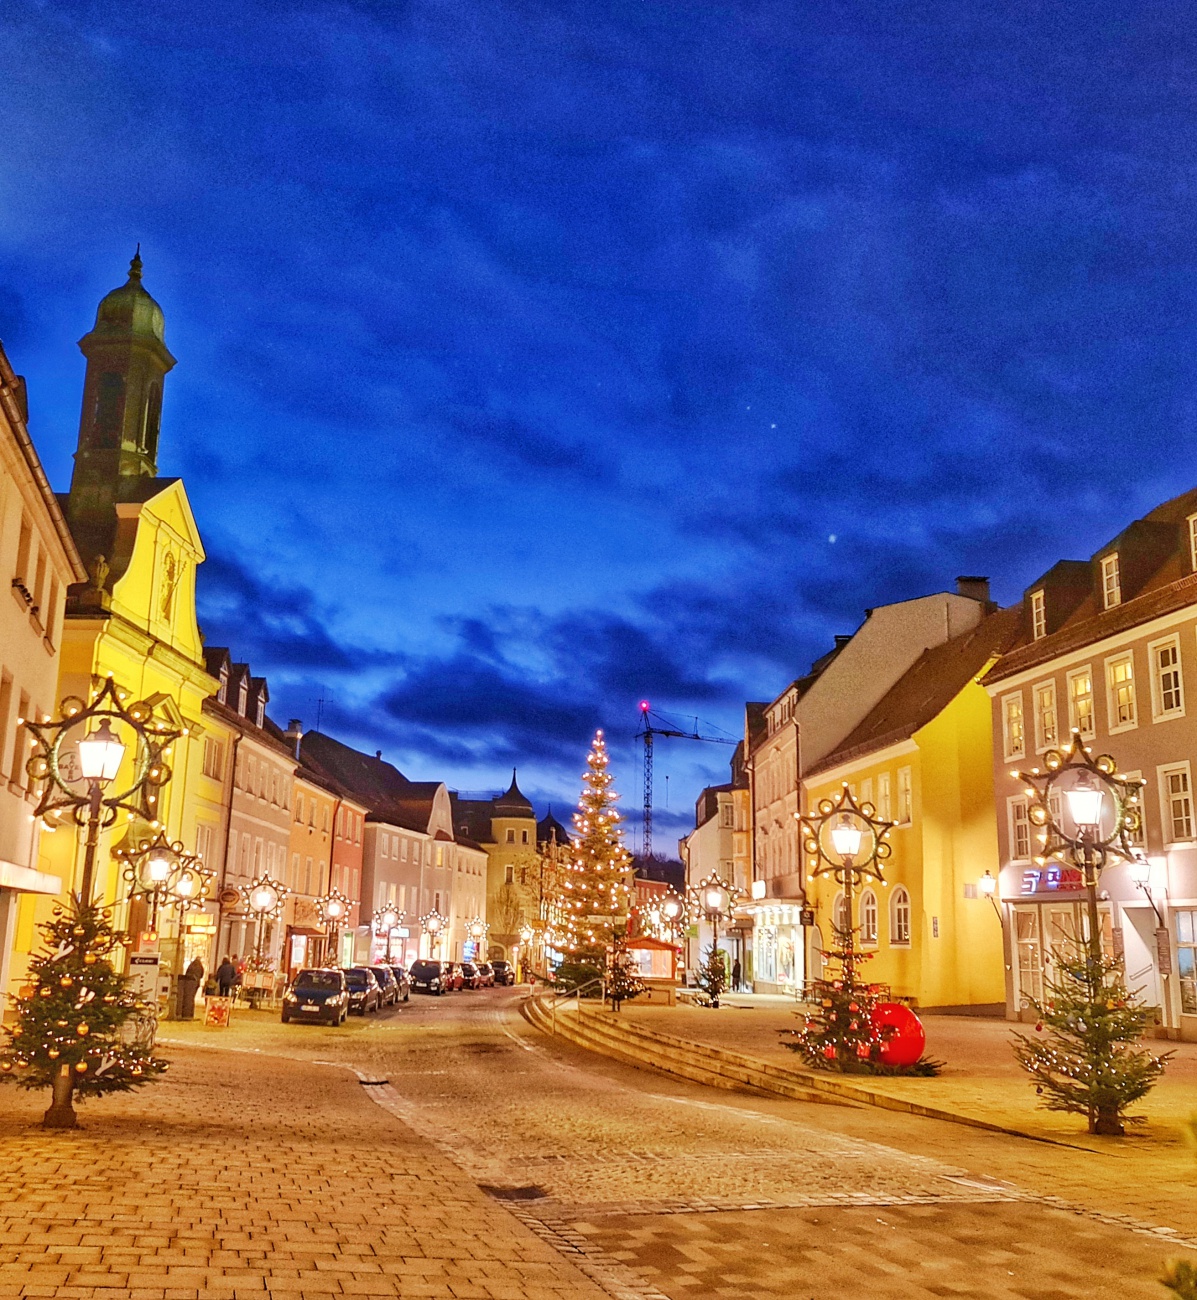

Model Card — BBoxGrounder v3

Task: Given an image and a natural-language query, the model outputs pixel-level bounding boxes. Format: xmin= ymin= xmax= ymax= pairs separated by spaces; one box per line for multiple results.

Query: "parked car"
xmin=387 ymin=965 xmax=411 ymax=1001
xmin=370 ymin=965 xmax=400 ymax=1007
xmin=441 ymin=962 xmax=465 ymax=992
xmin=344 ymin=966 xmax=382 ymax=1014
xmin=490 ymin=960 xmax=516 ymax=986
xmin=474 ymin=962 xmax=495 ymax=988
xmin=281 ymin=968 xmax=348 ymax=1025
xmin=458 ymin=961 xmax=481 ymax=989
xmin=409 ymin=958 xmax=448 ymax=995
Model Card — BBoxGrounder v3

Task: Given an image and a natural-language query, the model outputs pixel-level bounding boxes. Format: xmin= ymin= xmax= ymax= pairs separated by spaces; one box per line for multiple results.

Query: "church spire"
xmin=68 ymin=251 xmax=176 ymax=526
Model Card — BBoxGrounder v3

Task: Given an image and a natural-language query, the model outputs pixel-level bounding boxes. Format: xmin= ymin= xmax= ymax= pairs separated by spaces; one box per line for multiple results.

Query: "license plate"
xmin=301 ymin=1004 xmax=320 ymax=1012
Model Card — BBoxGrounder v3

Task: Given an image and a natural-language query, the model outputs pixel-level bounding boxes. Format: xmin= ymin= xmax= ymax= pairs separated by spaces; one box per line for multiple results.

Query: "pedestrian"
xmin=216 ymin=955 xmax=237 ymax=997
xmin=731 ymin=958 xmax=742 ymax=992
xmin=185 ymin=955 xmax=204 ymax=985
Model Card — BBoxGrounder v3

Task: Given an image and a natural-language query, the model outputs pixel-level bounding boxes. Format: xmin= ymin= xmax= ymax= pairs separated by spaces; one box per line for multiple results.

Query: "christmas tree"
xmin=606 ymin=942 xmax=645 ymax=1011
xmin=696 ymin=943 xmax=728 ymax=1008
xmin=0 ymin=898 xmax=168 ymax=1128
xmin=560 ymin=729 xmax=633 ymax=961
xmin=1012 ymin=947 xmax=1171 ymax=1135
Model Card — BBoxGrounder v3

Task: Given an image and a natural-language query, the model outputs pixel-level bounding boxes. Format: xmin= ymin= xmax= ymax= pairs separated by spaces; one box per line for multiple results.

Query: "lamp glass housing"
xmin=978 ymin=870 xmax=997 ymax=898
xmin=704 ymin=886 xmax=725 ymax=912
xmin=380 ymin=908 xmax=399 ymax=929
xmin=1130 ymin=856 xmax=1151 ymax=886
xmin=251 ymin=886 xmax=276 ymax=912
xmin=662 ymin=898 xmax=681 ymax=919
xmin=147 ymin=854 xmax=171 ymax=884
xmin=1065 ymin=771 xmax=1106 ymax=832
xmin=830 ymin=814 xmax=863 ymax=861
xmin=78 ymin=720 xmax=126 ymax=783
xmin=326 ymin=899 xmax=345 ymax=919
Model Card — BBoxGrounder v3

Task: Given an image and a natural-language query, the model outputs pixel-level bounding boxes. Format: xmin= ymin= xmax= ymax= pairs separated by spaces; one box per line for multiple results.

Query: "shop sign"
xmin=799 ymin=907 xmax=815 ymax=927
xmin=1020 ymin=865 xmax=1083 ymax=894
xmin=1155 ymin=927 xmax=1172 ymax=974
xmin=292 ymin=897 xmax=320 ymax=928
xmin=128 ymin=953 xmax=160 ymax=1000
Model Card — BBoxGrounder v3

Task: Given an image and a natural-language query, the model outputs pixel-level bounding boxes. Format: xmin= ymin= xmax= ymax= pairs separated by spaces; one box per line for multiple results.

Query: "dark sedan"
xmin=490 ymin=960 xmax=516 ymax=986
xmin=370 ymin=965 xmax=400 ymax=1007
xmin=408 ymin=958 xmax=447 ymax=995
xmin=344 ymin=966 xmax=382 ymax=1014
xmin=281 ymin=969 xmax=348 ymax=1025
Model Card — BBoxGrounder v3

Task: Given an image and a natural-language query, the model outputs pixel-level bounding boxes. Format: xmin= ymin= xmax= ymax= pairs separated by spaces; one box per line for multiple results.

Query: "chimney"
xmin=284 ymin=718 xmax=303 ymax=760
xmin=375 ymin=750 xmax=383 ymax=761
xmin=956 ymin=575 xmax=991 ymax=603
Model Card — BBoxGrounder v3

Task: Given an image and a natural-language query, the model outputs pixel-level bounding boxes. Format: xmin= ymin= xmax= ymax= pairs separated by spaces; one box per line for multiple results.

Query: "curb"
xmin=521 ymin=994 xmax=1099 ymax=1150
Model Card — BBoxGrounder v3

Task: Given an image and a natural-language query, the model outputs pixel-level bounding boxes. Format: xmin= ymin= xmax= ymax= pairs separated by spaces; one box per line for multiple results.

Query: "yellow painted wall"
xmin=805 ymin=675 xmax=1004 ymax=1008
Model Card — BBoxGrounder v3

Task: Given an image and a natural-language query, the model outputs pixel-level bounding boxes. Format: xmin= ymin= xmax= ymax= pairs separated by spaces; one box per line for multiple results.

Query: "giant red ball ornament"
xmin=869 ymin=1002 xmax=925 ymax=1068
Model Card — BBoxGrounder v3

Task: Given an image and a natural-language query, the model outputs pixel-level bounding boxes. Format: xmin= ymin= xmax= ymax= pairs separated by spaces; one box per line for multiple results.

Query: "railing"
xmin=540 ymin=975 xmax=606 ymax=1034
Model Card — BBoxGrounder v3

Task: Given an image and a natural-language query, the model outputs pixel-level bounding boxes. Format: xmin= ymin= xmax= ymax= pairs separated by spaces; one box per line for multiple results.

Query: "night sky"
xmin=2 ymin=1 xmax=1197 ymax=850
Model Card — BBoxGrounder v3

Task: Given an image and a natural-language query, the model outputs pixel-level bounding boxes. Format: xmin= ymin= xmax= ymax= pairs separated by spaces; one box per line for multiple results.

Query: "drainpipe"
xmin=215 ymin=732 xmax=243 ymax=962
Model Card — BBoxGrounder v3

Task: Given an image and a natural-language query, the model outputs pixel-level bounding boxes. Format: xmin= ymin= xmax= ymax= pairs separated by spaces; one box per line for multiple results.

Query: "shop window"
xmin=860 ymin=890 xmax=878 ymax=945
xmin=1177 ymin=910 xmax=1197 ymax=1015
xmin=890 ymin=888 xmax=911 ymax=946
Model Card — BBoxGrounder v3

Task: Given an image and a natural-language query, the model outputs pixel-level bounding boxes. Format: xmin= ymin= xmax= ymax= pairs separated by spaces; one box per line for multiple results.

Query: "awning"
xmin=0 ymin=860 xmax=62 ymax=895
xmin=286 ymin=925 xmax=327 ymax=937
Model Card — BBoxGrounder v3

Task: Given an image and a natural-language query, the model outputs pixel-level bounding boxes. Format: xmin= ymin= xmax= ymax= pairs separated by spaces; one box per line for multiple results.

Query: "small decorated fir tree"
xmin=560 ymin=729 xmax=633 ymax=961
xmin=696 ymin=943 xmax=728 ymax=1008
xmin=0 ymin=898 xmax=168 ymax=1128
xmin=606 ymin=944 xmax=645 ymax=1011
xmin=1012 ymin=947 xmax=1171 ymax=1135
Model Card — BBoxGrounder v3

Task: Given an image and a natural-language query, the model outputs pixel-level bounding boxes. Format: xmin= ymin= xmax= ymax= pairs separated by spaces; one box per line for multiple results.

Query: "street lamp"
xmin=467 ymin=917 xmax=488 ymax=959
xmin=115 ymin=832 xmax=214 ymax=936
xmin=25 ymin=678 xmax=182 ymax=904
xmin=241 ymin=874 xmax=289 ymax=967
xmin=317 ymin=888 xmax=356 ymax=964
xmin=798 ymin=783 xmax=893 ymax=955
xmin=1015 ymin=731 xmax=1143 ymax=974
xmin=688 ymin=871 xmax=743 ymax=954
xmin=372 ymin=905 xmax=405 ymax=962
xmin=978 ymin=869 xmax=1001 ymax=920
xmin=1128 ymin=854 xmax=1165 ymax=927
xmin=421 ymin=909 xmax=447 ymax=955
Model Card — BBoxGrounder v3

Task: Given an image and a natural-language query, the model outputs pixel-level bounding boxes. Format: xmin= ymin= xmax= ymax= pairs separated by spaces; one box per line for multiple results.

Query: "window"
xmin=45 ymin=577 xmax=58 ymax=644
xmin=1101 ymin=553 xmax=1121 ymax=609
xmin=1030 ymin=589 xmax=1046 ymax=641
xmin=1033 ymin=681 xmax=1058 ymax=750
xmin=832 ymin=892 xmax=850 ymax=937
xmin=720 ymin=803 xmax=735 ymax=828
xmin=1189 ymin=515 xmax=1197 ymax=572
xmin=506 ymin=829 xmax=515 ymax=844
xmin=1002 ymin=693 xmax=1025 ymax=759
xmin=290 ymin=852 xmax=300 ymax=887
xmin=521 ymin=829 xmax=529 ymax=843
xmin=1159 ymin=764 xmax=1194 ymax=843
xmin=202 ymin=736 xmax=224 ymax=781
xmin=504 ymin=864 xmax=515 ymax=885
xmin=304 ymin=857 xmax=314 ymax=894
xmin=876 ymin=772 xmax=891 ymax=821
xmin=255 ymin=698 xmax=265 ymax=727
xmin=1008 ymin=797 xmax=1031 ymax=860
xmin=861 ymin=777 xmax=873 ymax=810
xmin=890 ymin=887 xmax=911 ymax=946
xmin=401 ymin=838 xmax=408 ymax=862
xmin=1106 ymin=654 xmax=1136 ymax=731
xmin=295 ymin=794 xmax=304 ymax=823
xmin=1067 ymin=667 xmax=1095 ymax=738
xmin=1151 ymin=637 xmax=1185 ymax=720
xmin=195 ymin=822 xmax=213 ymax=863
xmin=218 ymin=664 xmax=229 ymax=704
xmin=860 ymin=890 xmax=878 ymax=945
xmin=1177 ymin=911 xmax=1197 ymax=1015
xmin=380 ymin=835 xmax=389 ymax=859
xmin=897 ymin=767 xmax=912 ymax=823
xmin=11 ymin=690 xmax=28 ymax=785
xmin=15 ymin=514 xmax=31 ymax=583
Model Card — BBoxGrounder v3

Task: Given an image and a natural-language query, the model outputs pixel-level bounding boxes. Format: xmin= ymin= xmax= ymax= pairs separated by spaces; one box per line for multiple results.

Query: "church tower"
xmin=68 ymin=250 xmax=176 ymax=525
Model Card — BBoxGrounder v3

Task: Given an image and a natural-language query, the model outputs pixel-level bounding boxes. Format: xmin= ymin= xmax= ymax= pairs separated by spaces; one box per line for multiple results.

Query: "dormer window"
xmin=237 ymin=681 xmax=248 ymax=714
xmin=218 ymin=664 xmax=228 ymax=704
xmin=256 ymin=698 xmax=265 ymax=727
xmin=1101 ymin=553 xmax=1121 ymax=609
xmin=1188 ymin=514 xmax=1197 ymax=572
xmin=1030 ymin=589 xmax=1046 ymax=641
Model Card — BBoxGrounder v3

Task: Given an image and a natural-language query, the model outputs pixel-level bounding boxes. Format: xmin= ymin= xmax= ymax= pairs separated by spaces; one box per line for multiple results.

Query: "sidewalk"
xmin=613 ymin=996 xmax=1197 ymax=1145
xmin=0 ymin=1042 xmax=610 ymax=1300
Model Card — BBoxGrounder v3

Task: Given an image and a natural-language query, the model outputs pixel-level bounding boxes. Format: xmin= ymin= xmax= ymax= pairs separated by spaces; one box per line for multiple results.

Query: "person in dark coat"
xmin=185 ymin=956 xmax=205 ymax=984
xmin=731 ymin=958 xmax=742 ymax=992
xmin=216 ymin=956 xmax=237 ymax=997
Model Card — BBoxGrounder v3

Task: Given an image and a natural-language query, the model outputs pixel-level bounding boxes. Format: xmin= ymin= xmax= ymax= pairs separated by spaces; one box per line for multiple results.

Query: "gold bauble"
xmin=59 ymin=977 xmax=72 ymax=988
xmin=74 ymin=1061 xmax=88 ymax=1073
xmin=83 ymin=954 xmax=97 ymax=965
xmin=76 ymin=1024 xmax=89 ymax=1036
xmin=72 ymin=926 xmax=85 ymax=937
xmin=47 ymin=1049 xmax=59 ymax=1059
xmin=15 ymin=1059 xmax=28 ymax=1069
xmin=39 ymin=988 xmax=52 ymax=998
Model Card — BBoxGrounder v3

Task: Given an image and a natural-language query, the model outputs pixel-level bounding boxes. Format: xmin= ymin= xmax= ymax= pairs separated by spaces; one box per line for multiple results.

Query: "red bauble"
xmin=822 ymin=1044 xmax=837 ymax=1059
xmin=869 ymin=1002 xmax=926 ymax=1068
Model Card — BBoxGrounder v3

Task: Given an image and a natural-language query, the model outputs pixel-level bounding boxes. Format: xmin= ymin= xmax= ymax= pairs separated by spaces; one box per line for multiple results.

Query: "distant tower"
xmin=68 ymin=249 xmax=176 ymax=524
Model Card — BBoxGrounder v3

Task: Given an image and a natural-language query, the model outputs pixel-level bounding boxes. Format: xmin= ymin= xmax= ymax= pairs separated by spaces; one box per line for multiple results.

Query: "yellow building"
xmin=800 ymin=607 xmax=1018 ymax=1010
xmin=10 ymin=255 xmax=218 ymax=986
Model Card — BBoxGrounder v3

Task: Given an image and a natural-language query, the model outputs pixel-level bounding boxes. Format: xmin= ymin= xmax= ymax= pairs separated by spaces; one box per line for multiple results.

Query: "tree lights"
xmin=0 ymin=900 xmax=168 ymax=1128
xmin=25 ymin=677 xmax=182 ymax=903
xmin=1012 ymin=731 xmax=1169 ymax=1134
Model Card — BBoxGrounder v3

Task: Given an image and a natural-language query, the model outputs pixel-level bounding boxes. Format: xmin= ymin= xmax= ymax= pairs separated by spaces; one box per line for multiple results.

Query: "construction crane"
xmin=635 ymin=701 xmax=737 ymax=859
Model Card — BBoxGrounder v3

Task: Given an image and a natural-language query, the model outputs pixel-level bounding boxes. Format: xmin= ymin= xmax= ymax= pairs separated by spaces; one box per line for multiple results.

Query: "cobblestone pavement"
xmin=155 ymin=989 xmax=1197 ymax=1299
xmin=0 ymin=1033 xmax=612 ymax=1300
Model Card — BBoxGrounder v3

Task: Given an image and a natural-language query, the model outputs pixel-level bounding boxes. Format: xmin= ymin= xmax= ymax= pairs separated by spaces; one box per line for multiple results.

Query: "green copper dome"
xmin=89 ymin=248 xmax=166 ymax=345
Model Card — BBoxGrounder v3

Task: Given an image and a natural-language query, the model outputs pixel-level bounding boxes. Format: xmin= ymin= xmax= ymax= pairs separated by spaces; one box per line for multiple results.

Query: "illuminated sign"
xmin=1020 ymin=864 xmax=1083 ymax=894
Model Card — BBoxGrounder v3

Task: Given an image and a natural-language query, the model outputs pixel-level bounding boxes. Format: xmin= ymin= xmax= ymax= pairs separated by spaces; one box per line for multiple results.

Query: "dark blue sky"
xmin=3 ymin=1 xmax=1197 ymax=849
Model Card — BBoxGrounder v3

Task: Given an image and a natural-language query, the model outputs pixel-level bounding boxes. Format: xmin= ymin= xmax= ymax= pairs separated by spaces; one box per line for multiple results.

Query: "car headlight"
xmin=284 ymin=992 xmax=297 ymax=1003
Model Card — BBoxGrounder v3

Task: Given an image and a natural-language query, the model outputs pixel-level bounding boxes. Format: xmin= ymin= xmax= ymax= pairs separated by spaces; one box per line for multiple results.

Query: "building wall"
xmin=986 ymin=601 xmax=1197 ymax=1037
xmin=484 ymin=810 xmax=541 ymax=955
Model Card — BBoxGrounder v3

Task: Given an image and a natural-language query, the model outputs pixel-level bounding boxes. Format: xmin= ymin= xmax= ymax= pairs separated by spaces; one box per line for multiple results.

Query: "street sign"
xmin=127 ymin=953 xmax=160 ymax=1000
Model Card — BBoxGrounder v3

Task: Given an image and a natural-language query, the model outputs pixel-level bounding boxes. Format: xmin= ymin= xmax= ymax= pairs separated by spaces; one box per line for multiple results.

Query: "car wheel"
xmin=281 ymin=1014 xmax=289 ymax=1024
xmin=404 ymin=990 xmax=410 ymax=1002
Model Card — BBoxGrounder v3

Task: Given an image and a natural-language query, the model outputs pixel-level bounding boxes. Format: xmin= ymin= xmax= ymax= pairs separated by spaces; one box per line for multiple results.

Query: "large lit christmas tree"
xmin=0 ymin=899 xmax=168 ymax=1128
xmin=1012 ymin=947 xmax=1171 ymax=1135
xmin=560 ymin=729 xmax=633 ymax=963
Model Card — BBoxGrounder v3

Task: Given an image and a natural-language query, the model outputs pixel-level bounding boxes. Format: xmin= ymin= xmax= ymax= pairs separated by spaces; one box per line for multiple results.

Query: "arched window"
xmin=832 ymin=892 xmax=850 ymax=939
xmin=891 ymin=887 xmax=912 ymax=946
xmin=93 ymin=372 xmax=125 ymax=447
xmin=860 ymin=889 xmax=879 ymax=945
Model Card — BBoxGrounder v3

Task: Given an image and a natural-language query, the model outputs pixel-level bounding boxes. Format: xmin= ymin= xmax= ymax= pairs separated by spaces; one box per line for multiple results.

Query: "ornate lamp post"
xmin=242 ymin=874 xmax=289 ymax=967
xmin=317 ymin=889 xmax=355 ymax=965
xmin=798 ymin=784 xmax=893 ymax=960
xmin=467 ymin=917 xmax=488 ymax=959
xmin=373 ymin=906 xmax=405 ymax=963
xmin=115 ymin=831 xmax=214 ymax=936
xmin=1128 ymin=854 xmax=1165 ymax=927
xmin=1015 ymin=732 xmax=1143 ymax=971
xmin=688 ymin=871 xmax=744 ymax=953
xmin=421 ymin=908 xmax=447 ymax=956
xmin=26 ymin=678 xmax=182 ymax=904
